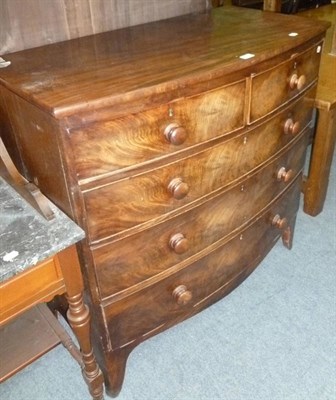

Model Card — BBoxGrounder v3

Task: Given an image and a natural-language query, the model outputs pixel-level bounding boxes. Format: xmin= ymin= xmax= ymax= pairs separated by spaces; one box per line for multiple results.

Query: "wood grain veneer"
xmin=249 ymin=42 xmax=322 ymax=122
xmin=93 ymin=130 xmax=309 ymax=300
xmin=70 ymin=80 xmax=246 ymax=182
xmin=103 ymin=174 xmax=302 ymax=350
xmin=82 ymin=90 xmax=315 ymax=243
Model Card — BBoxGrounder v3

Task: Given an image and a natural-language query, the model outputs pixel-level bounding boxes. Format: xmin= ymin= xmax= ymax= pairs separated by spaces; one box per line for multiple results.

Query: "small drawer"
xmin=93 ymin=129 xmax=309 ymax=299
xmin=102 ymin=176 xmax=302 ymax=349
xmin=70 ymin=80 xmax=245 ymax=182
xmin=249 ymin=42 xmax=322 ymax=123
xmin=0 ymin=257 xmax=65 ymax=325
xmin=82 ymin=92 xmax=314 ymax=243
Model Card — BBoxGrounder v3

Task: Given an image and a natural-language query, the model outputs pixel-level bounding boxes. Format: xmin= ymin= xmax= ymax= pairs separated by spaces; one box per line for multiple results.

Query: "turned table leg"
xmin=57 ymin=246 xmax=104 ymax=400
xmin=304 ymin=107 xmax=336 ymax=216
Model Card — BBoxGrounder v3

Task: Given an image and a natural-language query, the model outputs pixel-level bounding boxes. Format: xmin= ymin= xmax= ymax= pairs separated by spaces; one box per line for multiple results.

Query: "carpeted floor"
xmin=1 ymin=149 xmax=335 ymax=400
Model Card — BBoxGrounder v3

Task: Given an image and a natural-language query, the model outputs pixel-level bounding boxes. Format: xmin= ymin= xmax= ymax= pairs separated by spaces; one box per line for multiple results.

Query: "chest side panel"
xmin=0 ymin=86 xmax=75 ymax=217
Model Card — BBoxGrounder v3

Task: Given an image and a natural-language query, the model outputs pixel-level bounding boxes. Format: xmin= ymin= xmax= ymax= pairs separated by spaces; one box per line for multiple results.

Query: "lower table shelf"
xmin=0 ymin=304 xmax=62 ymax=382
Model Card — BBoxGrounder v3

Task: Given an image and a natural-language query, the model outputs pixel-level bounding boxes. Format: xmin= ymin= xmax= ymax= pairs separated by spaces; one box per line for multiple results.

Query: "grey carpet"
xmin=1 ymin=150 xmax=335 ymax=400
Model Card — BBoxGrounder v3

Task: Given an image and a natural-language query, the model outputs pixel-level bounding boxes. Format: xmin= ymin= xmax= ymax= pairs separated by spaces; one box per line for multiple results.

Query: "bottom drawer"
xmin=103 ymin=176 xmax=302 ymax=350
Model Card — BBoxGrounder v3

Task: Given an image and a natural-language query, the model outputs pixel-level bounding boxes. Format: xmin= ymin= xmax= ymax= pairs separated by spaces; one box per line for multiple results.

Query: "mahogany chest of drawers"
xmin=0 ymin=7 xmax=328 ymax=397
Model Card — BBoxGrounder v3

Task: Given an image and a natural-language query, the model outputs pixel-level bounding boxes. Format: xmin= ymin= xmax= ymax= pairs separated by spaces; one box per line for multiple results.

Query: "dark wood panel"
xmin=82 ymin=94 xmax=314 ymax=243
xmin=0 ymin=0 xmax=207 ymax=54
xmin=0 ymin=86 xmax=25 ymax=175
xmin=103 ymin=176 xmax=302 ymax=349
xmin=0 ymin=87 xmax=73 ymax=216
xmin=93 ymin=131 xmax=309 ymax=300
xmin=250 ymin=42 xmax=322 ymax=122
xmin=70 ymin=80 xmax=245 ymax=181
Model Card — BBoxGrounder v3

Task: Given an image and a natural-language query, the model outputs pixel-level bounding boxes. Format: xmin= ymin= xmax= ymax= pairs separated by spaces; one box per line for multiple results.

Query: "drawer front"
xmin=249 ymin=42 xmax=321 ymax=123
xmin=93 ymin=130 xmax=309 ymax=299
xmin=0 ymin=257 xmax=64 ymax=325
xmin=70 ymin=81 xmax=245 ymax=182
xmin=82 ymin=93 xmax=313 ymax=243
xmin=103 ymin=176 xmax=302 ymax=350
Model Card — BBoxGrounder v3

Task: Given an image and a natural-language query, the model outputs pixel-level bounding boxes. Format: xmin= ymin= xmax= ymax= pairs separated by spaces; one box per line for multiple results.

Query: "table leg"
xmin=304 ymin=107 xmax=336 ymax=216
xmin=57 ymin=246 xmax=104 ymax=400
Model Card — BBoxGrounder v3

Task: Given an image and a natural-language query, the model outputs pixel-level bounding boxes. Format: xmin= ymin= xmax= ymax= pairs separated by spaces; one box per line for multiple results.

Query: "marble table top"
xmin=0 ymin=177 xmax=85 ymax=282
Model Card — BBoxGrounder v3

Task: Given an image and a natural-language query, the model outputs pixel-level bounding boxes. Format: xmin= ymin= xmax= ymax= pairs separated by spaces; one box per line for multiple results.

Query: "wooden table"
xmin=0 ymin=177 xmax=104 ymax=400
xmin=298 ymin=5 xmax=336 ymax=216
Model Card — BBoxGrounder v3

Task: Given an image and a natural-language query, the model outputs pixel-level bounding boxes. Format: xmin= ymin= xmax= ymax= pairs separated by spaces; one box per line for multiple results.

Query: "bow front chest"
xmin=0 ymin=7 xmax=328 ymax=396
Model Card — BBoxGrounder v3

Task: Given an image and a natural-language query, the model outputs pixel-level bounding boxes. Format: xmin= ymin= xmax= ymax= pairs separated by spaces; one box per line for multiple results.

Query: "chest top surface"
xmin=0 ymin=8 xmax=329 ymax=119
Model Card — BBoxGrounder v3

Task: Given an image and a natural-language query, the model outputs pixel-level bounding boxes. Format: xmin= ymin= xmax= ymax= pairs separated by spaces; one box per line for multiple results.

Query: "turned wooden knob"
xmin=164 ymin=123 xmax=187 ymax=145
xmin=289 ymin=73 xmax=306 ymax=91
xmin=169 ymin=233 xmax=189 ymax=254
xmin=277 ymin=167 xmax=294 ymax=182
xmin=172 ymin=285 xmax=192 ymax=305
xmin=284 ymin=118 xmax=300 ymax=135
xmin=168 ymin=177 xmax=189 ymax=200
xmin=272 ymin=214 xmax=288 ymax=230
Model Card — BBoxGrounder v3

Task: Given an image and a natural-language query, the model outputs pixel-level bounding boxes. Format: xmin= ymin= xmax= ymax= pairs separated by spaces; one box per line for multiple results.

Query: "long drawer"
xmin=102 ymin=175 xmax=302 ymax=350
xmin=82 ymin=92 xmax=314 ymax=243
xmin=70 ymin=80 xmax=245 ymax=183
xmin=249 ymin=41 xmax=322 ymax=123
xmin=93 ymin=129 xmax=309 ymax=300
